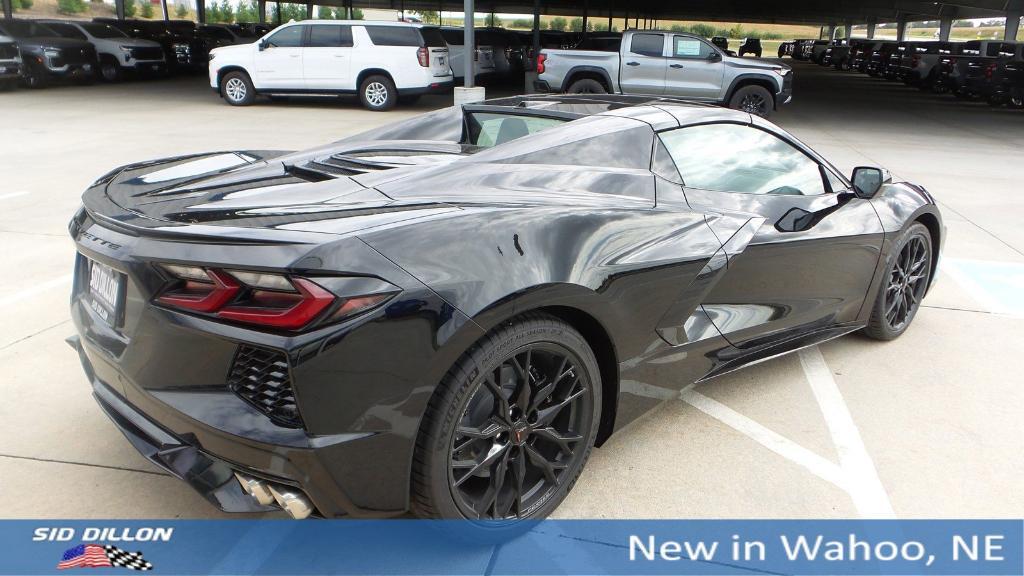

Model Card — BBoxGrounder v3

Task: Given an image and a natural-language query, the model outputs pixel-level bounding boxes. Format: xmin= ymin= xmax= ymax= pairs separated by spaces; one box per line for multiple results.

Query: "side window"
xmin=308 ymin=25 xmax=352 ymax=48
xmin=629 ymin=33 xmax=664 ymax=57
xmin=365 ymin=26 xmax=422 ymax=47
xmin=658 ymin=123 xmax=827 ymax=196
xmin=824 ymin=169 xmax=848 ymax=193
xmin=467 ymin=113 xmax=566 ymax=148
xmin=672 ymin=36 xmax=713 ymax=59
xmin=264 ymin=25 xmax=304 ymax=48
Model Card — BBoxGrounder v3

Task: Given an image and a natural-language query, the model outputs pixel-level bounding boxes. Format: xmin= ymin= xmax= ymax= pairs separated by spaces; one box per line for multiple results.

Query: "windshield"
xmin=1 ymin=20 xmax=59 ymax=38
xmin=82 ymin=23 xmax=128 ymax=39
xmin=465 ymin=112 xmax=568 ymax=148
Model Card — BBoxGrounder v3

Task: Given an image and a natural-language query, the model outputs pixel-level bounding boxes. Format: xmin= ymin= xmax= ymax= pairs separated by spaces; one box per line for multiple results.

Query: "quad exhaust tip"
xmin=234 ymin=473 xmax=315 ymax=519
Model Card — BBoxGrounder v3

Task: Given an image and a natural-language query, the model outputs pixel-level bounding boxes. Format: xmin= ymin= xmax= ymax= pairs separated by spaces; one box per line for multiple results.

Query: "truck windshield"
xmin=466 ymin=113 xmax=568 ymax=148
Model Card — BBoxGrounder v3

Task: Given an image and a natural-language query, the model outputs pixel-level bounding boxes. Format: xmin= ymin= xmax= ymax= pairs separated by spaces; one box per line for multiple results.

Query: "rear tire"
xmin=410 ymin=313 xmax=601 ymax=521
xmin=729 ymin=84 xmax=773 ymax=118
xmin=863 ymin=222 xmax=932 ymax=341
xmin=566 ymin=78 xmax=606 ymax=94
xmin=359 ymin=74 xmax=397 ymax=111
xmin=221 ymin=71 xmax=255 ymax=106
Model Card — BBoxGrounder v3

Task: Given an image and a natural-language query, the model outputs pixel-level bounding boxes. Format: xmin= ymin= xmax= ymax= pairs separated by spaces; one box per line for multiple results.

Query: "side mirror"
xmin=850 ymin=166 xmax=891 ymax=198
xmin=708 ymin=51 xmax=722 ymax=61
xmin=258 ymin=40 xmax=268 ymax=51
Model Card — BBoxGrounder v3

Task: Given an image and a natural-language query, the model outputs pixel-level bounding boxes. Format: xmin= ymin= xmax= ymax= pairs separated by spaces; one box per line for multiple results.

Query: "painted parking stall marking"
xmin=941 ymin=258 xmax=1024 ymax=318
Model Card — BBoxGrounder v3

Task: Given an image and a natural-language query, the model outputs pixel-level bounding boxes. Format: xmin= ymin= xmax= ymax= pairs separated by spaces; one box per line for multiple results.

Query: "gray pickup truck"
xmin=534 ymin=30 xmax=792 ymax=117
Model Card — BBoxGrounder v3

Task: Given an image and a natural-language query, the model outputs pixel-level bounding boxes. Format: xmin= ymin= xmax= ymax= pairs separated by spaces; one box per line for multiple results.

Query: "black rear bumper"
xmin=83 ymin=357 xmax=273 ymax=514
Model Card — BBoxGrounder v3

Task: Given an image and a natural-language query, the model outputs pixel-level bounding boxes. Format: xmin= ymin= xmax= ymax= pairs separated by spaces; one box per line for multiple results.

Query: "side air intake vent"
xmin=227 ymin=345 xmax=303 ymax=428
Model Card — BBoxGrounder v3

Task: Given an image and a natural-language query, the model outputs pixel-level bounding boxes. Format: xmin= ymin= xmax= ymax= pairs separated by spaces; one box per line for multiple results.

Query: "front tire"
xmin=221 ymin=71 xmax=255 ymax=106
xmin=22 ymin=64 xmax=48 ymax=89
xmin=99 ymin=57 xmax=122 ymax=82
xmin=566 ymin=78 xmax=607 ymax=94
xmin=359 ymin=74 xmax=396 ymax=111
xmin=729 ymin=84 xmax=773 ymax=118
xmin=411 ymin=313 xmax=601 ymax=521
xmin=863 ymin=222 xmax=932 ymax=341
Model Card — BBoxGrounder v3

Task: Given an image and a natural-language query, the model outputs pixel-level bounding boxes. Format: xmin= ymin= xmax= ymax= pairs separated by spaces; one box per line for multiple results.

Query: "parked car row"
xmin=802 ymin=37 xmax=1024 ymax=109
xmin=209 ymin=21 xmax=576 ymax=110
xmin=0 ymin=17 xmax=268 ymax=88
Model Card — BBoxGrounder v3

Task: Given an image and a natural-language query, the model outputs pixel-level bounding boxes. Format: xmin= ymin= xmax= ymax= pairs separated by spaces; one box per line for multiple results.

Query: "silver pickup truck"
xmin=535 ymin=30 xmax=792 ymax=117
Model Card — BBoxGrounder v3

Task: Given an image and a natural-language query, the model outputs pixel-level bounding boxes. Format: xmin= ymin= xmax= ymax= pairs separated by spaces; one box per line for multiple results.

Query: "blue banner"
xmin=5 ymin=520 xmax=1022 ymax=575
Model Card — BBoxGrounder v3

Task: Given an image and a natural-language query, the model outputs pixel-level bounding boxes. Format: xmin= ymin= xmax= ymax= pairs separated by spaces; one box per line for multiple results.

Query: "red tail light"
xmin=985 ymin=63 xmax=996 ymax=78
xmin=155 ymin=267 xmax=239 ymax=312
xmin=416 ymin=46 xmax=428 ymax=67
xmin=536 ymin=52 xmax=546 ymax=74
xmin=155 ymin=265 xmax=396 ymax=332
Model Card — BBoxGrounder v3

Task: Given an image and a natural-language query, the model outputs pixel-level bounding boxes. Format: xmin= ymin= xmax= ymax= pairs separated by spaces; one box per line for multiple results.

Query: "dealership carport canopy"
xmin=1 ymin=0 xmax=1020 ymax=71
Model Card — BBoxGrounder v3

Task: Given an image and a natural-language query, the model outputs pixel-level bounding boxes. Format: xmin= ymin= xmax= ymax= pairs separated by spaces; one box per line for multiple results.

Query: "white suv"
xmin=39 ymin=20 xmax=165 ymax=82
xmin=209 ymin=20 xmax=453 ymax=111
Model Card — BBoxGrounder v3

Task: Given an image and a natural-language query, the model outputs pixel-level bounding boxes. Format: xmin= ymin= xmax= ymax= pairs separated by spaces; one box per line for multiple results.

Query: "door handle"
xmin=626 ymin=61 xmax=640 ymax=66
xmin=670 ymin=63 xmax=684 ymax=69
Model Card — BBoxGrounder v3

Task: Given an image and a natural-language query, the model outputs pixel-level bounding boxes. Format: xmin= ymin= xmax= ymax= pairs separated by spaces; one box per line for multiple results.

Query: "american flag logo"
xmin=57 ymin=544 xmax=154 ymax=571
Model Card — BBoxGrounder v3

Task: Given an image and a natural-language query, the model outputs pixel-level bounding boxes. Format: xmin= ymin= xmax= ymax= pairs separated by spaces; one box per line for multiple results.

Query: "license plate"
xmin=87 ymin=259 xmax=125 ymax=327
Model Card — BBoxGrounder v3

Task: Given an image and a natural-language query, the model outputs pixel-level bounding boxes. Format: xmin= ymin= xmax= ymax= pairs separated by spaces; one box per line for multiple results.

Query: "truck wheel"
xmin=566 ymin=78 xmax=606 ymax=94
xmin=99 ymin=56 xmax=122 ymax=82
xmin=729 ymin=85 xmax=773 ymax=118
xmin=221 ymin=71 xmax=256 ymax=106
xmin=359 ymin=75 xmax=397 ymax=111
xmin=22 ymin=64 xmax=48 ymax=89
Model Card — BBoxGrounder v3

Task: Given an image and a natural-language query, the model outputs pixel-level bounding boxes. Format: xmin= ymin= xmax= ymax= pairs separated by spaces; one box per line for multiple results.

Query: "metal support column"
xmin=161 ymin=0 xmax=169 ymax=20
xmin=463 ymin=0 xmax=475 ymax=88
xmin=843 ymin=22 xmax=851 ymax=39
xmin=306 ymin=2 xmax=313 ymax=18
xmin=938 ymin=17 xmax=952 ymax=41
xmin=276 ymin=1 xmax=282 ymax=25
xmin=581 ymin=0 xmax=588 ymax=36
xmin=1005 ymin=11 xmax=1021 ymax=41
xmin=866 ymin=17 xmax=876 ymax=39
xmin=400 ymin=0 xmax=405 ymax=20
xmin=532 ymin=0 xmax=540 ymax=67
xmin=257 ymin=0 xmax=265 ymax=22
xmin=195 ymin=0 xmax=206 ymax=23
xmin=827 ymin=23 xmax=836 ymax=40
xmin=895 ymin=16 xmax=907 ymax=41
xmin=606 ymin=0 xmax=612 ymax=31
xmin=1 ymin=0 xmax=11 ymax=20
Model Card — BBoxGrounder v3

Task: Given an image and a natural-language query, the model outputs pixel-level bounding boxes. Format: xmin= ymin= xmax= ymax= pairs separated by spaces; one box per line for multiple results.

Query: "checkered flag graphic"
xmin=104 ymin=545 xmax=154 ymax=571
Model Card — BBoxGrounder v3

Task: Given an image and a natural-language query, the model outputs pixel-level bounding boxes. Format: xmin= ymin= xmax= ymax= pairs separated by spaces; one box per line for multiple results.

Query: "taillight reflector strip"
xmin=156 ymin=268 xmax=240 ymax=313
xmin=218 ymin=278 xmax=335 ymax=330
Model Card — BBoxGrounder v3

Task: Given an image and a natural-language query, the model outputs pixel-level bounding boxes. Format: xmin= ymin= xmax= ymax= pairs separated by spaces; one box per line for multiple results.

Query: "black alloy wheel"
xmin=864 ymin=222 xmax=932 ymax=340
xmin=449 ymin=344 xmax=591 ymax=520
xmin=411 ymin=314 xmax=601 ymax=521
xmin=730 ymin=85 xmax=773 ymax=118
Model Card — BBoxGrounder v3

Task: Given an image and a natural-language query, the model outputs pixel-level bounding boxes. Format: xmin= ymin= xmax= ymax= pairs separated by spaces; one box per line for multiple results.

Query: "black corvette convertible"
xmin=68 ymin=95 xmax=943 ymax=521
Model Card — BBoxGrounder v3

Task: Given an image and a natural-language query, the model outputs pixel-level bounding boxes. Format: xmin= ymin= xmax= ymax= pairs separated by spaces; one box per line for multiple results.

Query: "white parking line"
xmin=680 ymin=388 xmax=849 ymax=490
xmin=0 ymin=274 xmax=73 ymax=309
xmin=798 ymin=347 xmax=896 ymax=518
xmin=0 ymin=191 xmax=30 ymax=201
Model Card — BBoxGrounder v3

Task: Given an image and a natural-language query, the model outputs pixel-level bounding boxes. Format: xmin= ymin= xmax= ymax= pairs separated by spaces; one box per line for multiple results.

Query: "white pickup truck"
xmin=535 ymin=30 xmax=792 ymax=117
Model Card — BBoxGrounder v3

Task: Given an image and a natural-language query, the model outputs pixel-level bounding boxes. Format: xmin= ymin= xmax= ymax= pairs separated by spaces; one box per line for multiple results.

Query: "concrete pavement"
xmin=0 ymin=63 xmax=1020 ymax=519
